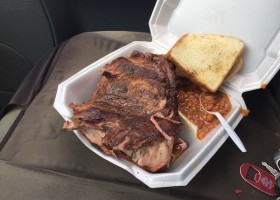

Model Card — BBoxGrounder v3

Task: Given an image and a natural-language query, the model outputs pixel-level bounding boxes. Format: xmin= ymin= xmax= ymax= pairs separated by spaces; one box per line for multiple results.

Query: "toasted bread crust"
xmin=166 ymin=34 xmax=244 ymax=92
xmin=224 ymin=57 xmax=243 ymax=82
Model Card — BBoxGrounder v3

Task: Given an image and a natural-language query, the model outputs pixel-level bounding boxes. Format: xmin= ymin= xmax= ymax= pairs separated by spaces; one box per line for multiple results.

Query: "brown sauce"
xmin=240 ymin=108 xmax=250 ymax=116
xmin=177 ymin=78 xmax=232 ymax=140
xmin=172 ymin=137 xmax=188 ymax=161
xmin=260 ymin=84 xmax=267 ymax=89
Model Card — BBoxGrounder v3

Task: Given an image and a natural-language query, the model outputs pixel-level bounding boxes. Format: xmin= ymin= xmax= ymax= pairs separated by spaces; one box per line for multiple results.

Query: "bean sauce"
xmin=177 ymin=78 xmax=232 ymax=140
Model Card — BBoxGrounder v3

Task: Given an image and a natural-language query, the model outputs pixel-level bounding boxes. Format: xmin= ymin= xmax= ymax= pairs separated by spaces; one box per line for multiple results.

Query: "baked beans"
xmin=177 ymin=78 xmax=232 ymax=140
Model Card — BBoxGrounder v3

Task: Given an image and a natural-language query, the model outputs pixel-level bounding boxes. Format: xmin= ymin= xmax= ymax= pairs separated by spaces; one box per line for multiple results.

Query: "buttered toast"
xmin=166 ymin=34 xmax=245 ymax=93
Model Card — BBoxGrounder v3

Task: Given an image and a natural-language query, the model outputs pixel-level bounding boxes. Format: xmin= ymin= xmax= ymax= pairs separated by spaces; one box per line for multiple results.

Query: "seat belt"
xmin=0 ymin=106 xmax=22 ymax=144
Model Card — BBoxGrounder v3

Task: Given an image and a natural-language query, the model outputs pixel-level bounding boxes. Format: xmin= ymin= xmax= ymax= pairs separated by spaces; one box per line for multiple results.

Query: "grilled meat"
xmin=63 ymin=51 xmax=182 ymax=172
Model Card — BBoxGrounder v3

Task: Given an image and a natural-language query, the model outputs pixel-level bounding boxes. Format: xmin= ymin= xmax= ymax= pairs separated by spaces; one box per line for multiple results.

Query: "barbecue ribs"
xmin=63 ymin=51 xmax=183 ymax=172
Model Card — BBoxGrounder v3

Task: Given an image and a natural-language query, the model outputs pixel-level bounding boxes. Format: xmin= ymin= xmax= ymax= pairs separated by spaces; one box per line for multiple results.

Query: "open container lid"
xmin=149 ymin=0 xmax=280 ymax=93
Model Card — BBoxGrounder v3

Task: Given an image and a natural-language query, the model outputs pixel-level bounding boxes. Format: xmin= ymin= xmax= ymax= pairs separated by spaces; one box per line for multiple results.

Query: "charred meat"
xmin=63 ymin=51 xmax=183 ymax=172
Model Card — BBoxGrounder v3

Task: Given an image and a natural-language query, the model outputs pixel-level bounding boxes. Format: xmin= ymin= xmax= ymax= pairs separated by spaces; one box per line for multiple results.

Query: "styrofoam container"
xmin=54 ymin=0 xmax=280 ymax=188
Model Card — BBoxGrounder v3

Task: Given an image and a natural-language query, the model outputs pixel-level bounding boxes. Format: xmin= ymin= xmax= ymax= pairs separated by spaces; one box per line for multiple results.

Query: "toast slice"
xmin=176 ymin=57 xmax=243 ymax=83
xmin=166 ymin=34 xmax=245 ymax=93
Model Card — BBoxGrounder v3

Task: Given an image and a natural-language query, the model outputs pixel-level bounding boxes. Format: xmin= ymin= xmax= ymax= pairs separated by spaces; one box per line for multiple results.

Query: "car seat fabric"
xmin=0 ymin=0 xmax=55 ymax=65
xmin=0 ymin=41 xmax=33 ymax=110
xmin=0 ymin=0 xmax=57 ymax=111
xmin=0 ymin=31 xmax=279 ymax=200
xmin=0 ymin=44 xmax=62 ymax=148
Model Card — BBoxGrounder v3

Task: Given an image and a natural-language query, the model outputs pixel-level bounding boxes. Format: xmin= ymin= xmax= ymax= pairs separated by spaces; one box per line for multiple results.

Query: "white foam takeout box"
xmin=54 ymin=0 xmax=280 ymax=188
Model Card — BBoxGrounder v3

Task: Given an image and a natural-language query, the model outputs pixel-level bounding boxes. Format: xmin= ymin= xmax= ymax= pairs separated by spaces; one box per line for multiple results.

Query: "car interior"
xmin=0 ymin=0 xmax=280 ymax=199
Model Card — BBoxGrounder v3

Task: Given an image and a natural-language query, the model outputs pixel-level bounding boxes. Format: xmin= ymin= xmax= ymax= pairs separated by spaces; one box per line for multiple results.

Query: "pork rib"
xmin=63 ymin=51 xmax=182 ymax=172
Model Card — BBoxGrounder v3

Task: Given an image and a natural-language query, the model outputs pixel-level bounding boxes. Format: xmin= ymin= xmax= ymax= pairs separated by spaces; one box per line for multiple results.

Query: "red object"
xmin=235 ymin=189 xmax=243 ymax=194
xmin=240 ymin=163 xmax=279 ymax=196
